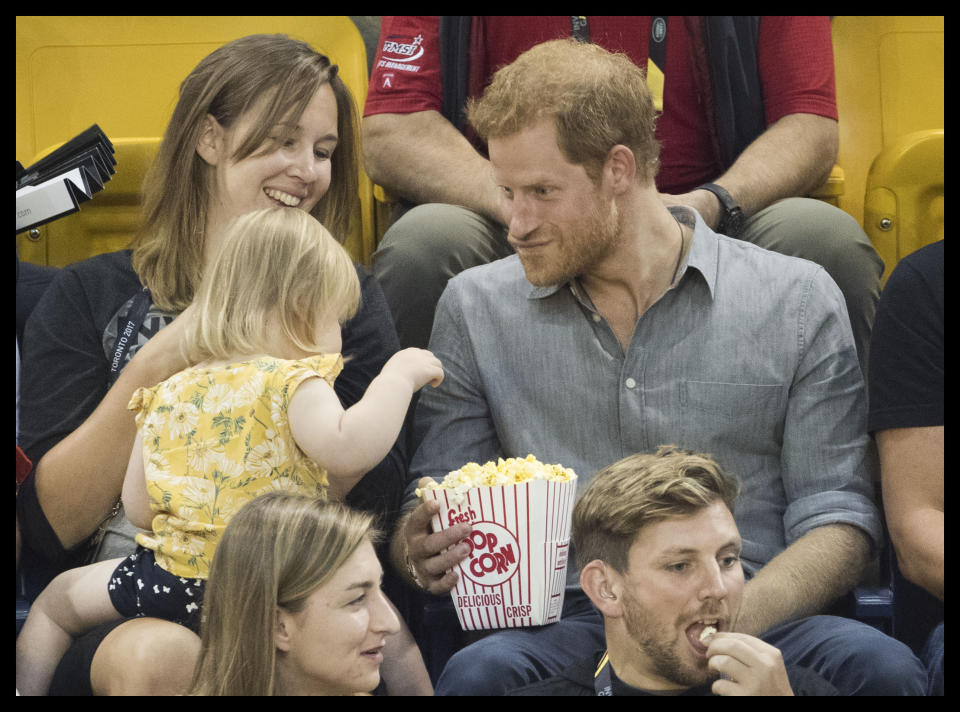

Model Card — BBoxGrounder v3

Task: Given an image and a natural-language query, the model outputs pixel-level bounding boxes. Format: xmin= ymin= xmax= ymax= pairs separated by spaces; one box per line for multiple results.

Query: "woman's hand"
xmin=130 ymin=302 xmax=199 ymax=379
xmin=35 ymin=302 xmax=199 ymax=549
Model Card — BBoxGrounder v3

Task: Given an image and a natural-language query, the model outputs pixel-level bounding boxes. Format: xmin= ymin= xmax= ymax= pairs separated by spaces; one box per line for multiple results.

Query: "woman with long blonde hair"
xmin=190 ymin=492 xmax=400 ymax=696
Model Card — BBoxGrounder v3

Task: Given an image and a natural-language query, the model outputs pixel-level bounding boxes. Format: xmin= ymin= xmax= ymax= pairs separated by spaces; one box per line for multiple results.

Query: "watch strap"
xmin=697 ymin=182 xmax=736 ymax=211
xmin=696 ymin=182 xmax=744 ymax=236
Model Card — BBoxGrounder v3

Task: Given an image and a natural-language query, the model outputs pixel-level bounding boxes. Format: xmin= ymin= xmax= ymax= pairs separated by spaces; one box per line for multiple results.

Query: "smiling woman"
xmin=134 ymin=33 xmax=359 ymax=313
xmin=189 ymin=492 xmax=401 ymax=696
xmin=196 ymin=82 xmax=340 ymax=257
xmin=17 ymin=32 xmax=414 ymax=696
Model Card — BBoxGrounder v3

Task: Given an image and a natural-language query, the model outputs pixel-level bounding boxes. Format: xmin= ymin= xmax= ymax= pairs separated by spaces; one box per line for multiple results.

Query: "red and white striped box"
xmin=421 ymin=475 xmax=578 ymax=630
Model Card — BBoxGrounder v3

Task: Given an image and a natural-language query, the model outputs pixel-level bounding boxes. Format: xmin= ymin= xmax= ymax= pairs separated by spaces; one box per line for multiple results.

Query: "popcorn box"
xmin=418 ymin=457 xmax=578 ymax=630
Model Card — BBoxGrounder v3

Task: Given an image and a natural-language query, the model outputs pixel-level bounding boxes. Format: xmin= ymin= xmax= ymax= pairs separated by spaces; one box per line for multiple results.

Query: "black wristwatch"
xmin=697 ymin=183 xmax=745 ymax=237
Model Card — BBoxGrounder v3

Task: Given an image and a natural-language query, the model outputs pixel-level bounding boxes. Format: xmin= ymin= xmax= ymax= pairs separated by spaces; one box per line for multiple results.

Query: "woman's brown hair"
xmin=131 ymin=34 xmax=359 ymax=312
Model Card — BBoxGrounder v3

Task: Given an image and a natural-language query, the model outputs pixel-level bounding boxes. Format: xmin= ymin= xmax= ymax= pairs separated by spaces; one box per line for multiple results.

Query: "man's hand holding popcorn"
xmin=399 ymin=456 xmax=576 ymax=596
xmin=400 ymin=483 xmax=472 ymax=594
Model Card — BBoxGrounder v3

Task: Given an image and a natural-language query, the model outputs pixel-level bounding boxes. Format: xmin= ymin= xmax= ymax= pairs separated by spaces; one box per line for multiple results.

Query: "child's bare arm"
xmin=289 ymin=349 xmax=443 ymax=497
xmin=120 ymin=430 xmax=154 ymax=530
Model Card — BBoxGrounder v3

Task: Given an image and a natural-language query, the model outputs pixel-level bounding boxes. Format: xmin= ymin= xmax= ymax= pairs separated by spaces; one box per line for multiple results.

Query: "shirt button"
xmin=625 ymin=377 xmax=637 ymax=389
xmin=592 ymin=314 xmax=602 ymax=323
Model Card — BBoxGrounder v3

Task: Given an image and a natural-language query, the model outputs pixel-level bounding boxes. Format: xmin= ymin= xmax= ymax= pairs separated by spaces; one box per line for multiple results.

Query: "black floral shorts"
xmin=107 ymin=546 xmax=206 ymax=634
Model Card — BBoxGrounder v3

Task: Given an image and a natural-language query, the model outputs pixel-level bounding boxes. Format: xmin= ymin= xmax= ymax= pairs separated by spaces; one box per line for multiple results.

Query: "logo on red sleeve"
xmin=377 ymin=34 xmax=425 ymax=78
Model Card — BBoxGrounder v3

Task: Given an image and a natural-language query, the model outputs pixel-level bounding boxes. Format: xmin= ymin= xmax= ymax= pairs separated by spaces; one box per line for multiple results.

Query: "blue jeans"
xmin=759 ymin=615 xmax=926 ymax=695
xmin=921 ymin=622 xmax=944 ymax=696
xmin=434 ymin=590 xmax=604 ymax=696
xmin=435 ymin=605 xmax=927 ymax=695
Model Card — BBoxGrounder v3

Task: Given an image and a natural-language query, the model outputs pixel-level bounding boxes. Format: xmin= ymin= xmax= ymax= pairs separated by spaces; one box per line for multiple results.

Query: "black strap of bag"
xmin=107 ymin=286 xmax=153 ymax=386
xmin=702 ymin=16 xmax=764 ymax=169
xmin=571 ymin=16 xmax=590 ymax=43
xmin=440 ymin=16 xmax=474 ymax=134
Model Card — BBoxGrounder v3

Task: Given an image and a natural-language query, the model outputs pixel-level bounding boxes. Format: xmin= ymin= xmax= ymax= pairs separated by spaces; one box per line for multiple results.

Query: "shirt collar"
xmin=524 ymin=206 xmax=720 ymax=302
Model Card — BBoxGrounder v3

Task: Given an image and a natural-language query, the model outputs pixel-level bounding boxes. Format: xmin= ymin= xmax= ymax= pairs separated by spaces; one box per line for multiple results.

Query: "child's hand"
xmin=383 ymin=348 xmax=445 ymax=391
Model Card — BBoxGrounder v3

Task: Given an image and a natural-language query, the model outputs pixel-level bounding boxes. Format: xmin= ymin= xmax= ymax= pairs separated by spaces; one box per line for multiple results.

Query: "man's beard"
xmin=517 ymin=195 xmax=621 ymax=287
xmin=620 ymin=588 xmax=719 ymax=689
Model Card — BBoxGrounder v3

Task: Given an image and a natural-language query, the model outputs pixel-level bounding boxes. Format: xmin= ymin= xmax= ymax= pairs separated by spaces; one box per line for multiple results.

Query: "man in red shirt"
xmin=363 ymin=17 xmax=882 ymax=373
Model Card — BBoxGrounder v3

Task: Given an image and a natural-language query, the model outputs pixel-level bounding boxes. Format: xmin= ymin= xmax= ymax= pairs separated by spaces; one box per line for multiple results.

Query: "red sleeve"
xmin=16 ymin=446 xmax=32 ymax=486
xmin=363 ymin=16 xmax=444 ymax=117
xmin=757 ymin=16 xmax=838 ymax=125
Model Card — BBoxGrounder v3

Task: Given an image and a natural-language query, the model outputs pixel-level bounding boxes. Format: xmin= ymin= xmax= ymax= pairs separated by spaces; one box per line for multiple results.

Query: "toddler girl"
xmin=16 ymin=207 xmax=443 ymax=695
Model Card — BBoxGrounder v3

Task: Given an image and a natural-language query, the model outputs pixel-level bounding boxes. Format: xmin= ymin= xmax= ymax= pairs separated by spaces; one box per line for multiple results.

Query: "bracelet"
xmin=405 ymin=550 xmax=426 ymax=590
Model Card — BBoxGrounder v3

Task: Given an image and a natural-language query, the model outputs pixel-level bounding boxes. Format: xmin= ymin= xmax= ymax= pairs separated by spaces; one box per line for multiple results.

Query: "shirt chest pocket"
xmin=678 ymin=380 xmax=786 ymax=449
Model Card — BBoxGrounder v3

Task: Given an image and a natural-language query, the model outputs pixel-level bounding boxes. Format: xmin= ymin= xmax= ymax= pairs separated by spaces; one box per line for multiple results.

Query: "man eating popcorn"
xmin=512 ymin=447 xmax=836 ymax=696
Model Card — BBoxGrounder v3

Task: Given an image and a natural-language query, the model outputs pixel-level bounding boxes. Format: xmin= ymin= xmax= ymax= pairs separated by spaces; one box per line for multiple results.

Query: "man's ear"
xmin=580 ymin=559 xmax=624 ymax=618
xmin=196 ymin=114 xmax=225 ymax=167
xmin=602 ymin=144 xmax=637 ymax=193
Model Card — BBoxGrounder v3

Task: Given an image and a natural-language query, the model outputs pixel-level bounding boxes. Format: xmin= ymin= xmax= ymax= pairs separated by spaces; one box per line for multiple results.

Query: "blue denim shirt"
xmin=411 ymin=208 xmax=881 ymax=584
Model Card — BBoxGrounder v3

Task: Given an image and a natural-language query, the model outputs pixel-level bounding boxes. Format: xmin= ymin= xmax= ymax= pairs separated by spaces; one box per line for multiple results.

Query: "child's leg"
xmin=16 ymin=558 xmax=125 ymax=696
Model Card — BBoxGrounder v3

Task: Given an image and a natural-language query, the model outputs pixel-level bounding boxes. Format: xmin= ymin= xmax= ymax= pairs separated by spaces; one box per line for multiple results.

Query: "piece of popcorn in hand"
xmin=699 ymin=625 xmax=718 ymax=644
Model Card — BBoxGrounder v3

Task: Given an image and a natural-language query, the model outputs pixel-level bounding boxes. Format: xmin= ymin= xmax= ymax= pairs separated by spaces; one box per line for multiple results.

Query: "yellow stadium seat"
xmin=863 ymin=129 xmax=943 ymax=273
xmin=830 ymin=16 xmax=943 ymax=278
xmin=809 ymin=165 xmax=845 ymax=208
xmin=372 ymin=183 xmax=400 ymax=245
xmin=16 ymin=16 xmax=376 ymax=267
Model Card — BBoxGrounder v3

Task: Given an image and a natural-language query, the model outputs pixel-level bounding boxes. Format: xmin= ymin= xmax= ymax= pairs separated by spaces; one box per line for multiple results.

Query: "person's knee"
xmin=845 ymin=631 xmax=926 ymax=695
xmin=374 ymin=203 xmax=507 ymax=277
xmin=90 ymin=618 xmax=200 ymax=696
xmin=377 ymin=204 xmax=472 ymax=266
xmin=798 ymin=616 xmax=926 ymax=695
xmin=435 ymin=637 xmax=521 ymax=695
xmin=922 ymin=622 xmax=944 ymax=696
xmin=813 ymin=202 xmax=884 ymax=284
xmin=750 ymin=199 xmax=883 ymax=283
xmin=372 ymin=203 xmax=509 ymax=349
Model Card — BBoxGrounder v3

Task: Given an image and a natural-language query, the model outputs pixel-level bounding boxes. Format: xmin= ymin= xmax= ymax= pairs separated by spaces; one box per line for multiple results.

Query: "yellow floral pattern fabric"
xmin=128 ymin=354 xmax=343 ymax=579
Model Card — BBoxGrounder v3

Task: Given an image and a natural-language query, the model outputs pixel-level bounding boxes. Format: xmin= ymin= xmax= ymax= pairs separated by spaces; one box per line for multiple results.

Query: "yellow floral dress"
xmin=128 ymin=354 xmax=343 ymax=579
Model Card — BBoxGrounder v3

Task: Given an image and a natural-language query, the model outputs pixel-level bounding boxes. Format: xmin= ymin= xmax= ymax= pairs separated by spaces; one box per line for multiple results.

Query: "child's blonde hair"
xmin=185 ymin=207 xmax=361 ymax=362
